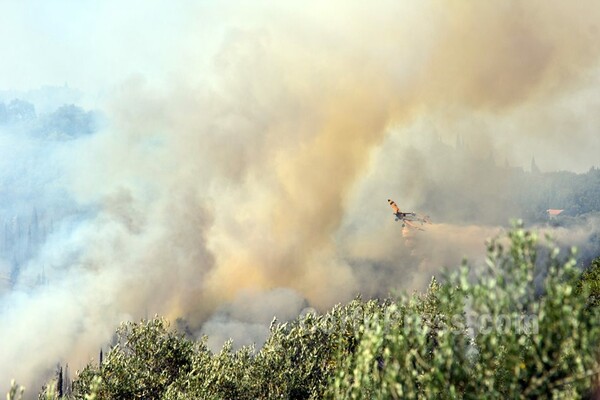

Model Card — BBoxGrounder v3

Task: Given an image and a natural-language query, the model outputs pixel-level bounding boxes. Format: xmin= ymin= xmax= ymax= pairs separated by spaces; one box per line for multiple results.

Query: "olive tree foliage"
xmin=328 ymin=226 xmax=600 ymax=399
xmin=326 ymin=278 xmax=470 ymax=399
xmin=163 ymin=300 xmax=381 ymax=399
xmin=69 ymin=302 xmax=377 ymax=399
xmin=577 ymin=257 xmax=600 ymax=308
xmin=6 ymin=380 xmax=101 ymax=400
xmin=16 ymin=225 xmax=600 ymax=399
xmin=6 ymin=380 xmax=25 ymax=400
xmin=71 ymin=318 xmax=196 ymax=400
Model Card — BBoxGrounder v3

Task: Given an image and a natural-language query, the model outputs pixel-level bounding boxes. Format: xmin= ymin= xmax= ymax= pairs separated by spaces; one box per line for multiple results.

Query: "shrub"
xmin=328 ymin=225 xmax=600 ymax=399
xmin=21 ymin=225 xmax=600 ymax=399
xmin=71 ymin=318 xmax=195 ymax=400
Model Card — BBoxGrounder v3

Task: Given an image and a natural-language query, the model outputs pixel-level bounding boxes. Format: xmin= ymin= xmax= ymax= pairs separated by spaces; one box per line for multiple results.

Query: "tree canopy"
xmin=8 ymin=226 xmax=599 ymax=399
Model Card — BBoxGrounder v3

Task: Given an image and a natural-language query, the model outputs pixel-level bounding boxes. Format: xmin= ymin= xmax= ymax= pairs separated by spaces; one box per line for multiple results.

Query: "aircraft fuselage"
xmin=395 ymin=211 xmax=416 ymax=220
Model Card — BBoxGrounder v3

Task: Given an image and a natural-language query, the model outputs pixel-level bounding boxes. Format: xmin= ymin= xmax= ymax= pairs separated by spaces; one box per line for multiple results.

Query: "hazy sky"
xmin=2 ymin=1 xmax=599 ymax=171
xmin=0 ymin=1 xmax=225 ymax=92
xmin=2 ymin=1 xmax=600 ymax=392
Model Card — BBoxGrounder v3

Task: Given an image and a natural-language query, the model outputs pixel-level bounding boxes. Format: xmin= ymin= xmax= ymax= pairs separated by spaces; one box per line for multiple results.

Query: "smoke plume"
xmin=2 ymin=0 xmax=600 ymax=393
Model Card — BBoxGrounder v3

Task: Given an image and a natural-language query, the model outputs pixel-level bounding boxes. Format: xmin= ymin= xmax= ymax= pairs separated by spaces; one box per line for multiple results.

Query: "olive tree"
xmin=328 ymin=225 xmax=600 ymax=399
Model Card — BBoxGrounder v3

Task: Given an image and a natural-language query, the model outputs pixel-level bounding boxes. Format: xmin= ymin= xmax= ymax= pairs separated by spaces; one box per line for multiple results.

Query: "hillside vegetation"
xmin=6 ymin=225 xmax=600 ymax=399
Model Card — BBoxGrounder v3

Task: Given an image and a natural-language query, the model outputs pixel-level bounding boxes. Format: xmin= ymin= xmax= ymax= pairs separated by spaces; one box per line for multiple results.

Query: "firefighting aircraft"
xmin=387 ymin=199 xmax=431 ymax=230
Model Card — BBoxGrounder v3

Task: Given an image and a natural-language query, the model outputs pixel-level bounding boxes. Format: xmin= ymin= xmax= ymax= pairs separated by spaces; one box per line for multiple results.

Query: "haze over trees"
xmin=0 ymin=98 xmax=100 ymax=139
xmin=1 ymin=97 xmax=600 ymax=398
xmin=0 ymin=98 xmax=100 ymax=291
xmin=8 ymin=226 xmax=600 ymax=399
xmin=405 ymin=137 xmax=600 ymax=226
xmin=3 ymin=0 xmax=600 ymax=396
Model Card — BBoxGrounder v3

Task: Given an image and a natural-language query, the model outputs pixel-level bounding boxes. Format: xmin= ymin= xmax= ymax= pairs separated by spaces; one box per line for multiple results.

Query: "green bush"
xmin=328 ymin=226 xmax=600 ymax=399
xmin=164 ymin=300 xmax=379 ymax=399
xmin=577 ymin=257 xmax=600 ymax=308
xmin=71 ymin=318 xmax=195 ymax=399
xmin=8 ymin=225 xmax=600 ymax=399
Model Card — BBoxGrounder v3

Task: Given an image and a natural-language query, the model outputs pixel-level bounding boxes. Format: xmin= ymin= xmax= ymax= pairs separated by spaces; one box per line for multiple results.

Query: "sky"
xmin=2 ymin=1 xmax=599 ymax=169
xmin=2 ymin=0 xmax=600 ymax=394
xmin=0 ymin=1 xmax=221 ymax=92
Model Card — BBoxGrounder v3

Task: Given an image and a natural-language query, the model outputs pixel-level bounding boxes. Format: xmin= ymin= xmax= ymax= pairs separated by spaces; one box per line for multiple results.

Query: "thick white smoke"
xmin=2 ymin=1 xmax=600 ymax=394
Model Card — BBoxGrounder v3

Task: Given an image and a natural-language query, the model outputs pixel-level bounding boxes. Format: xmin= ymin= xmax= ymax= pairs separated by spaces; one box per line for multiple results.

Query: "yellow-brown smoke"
xmin=3 ymin=0 xmax=600 ymax=391
xmin=69 ymin=0 xmax=600 ymax=339
xmin=193 ymin=0 xmax=600 ymax=311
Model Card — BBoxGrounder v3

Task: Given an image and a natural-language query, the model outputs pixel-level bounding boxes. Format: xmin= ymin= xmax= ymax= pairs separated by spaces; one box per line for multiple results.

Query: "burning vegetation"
xmin=2 ymin=1 xmax=600 ymax=396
